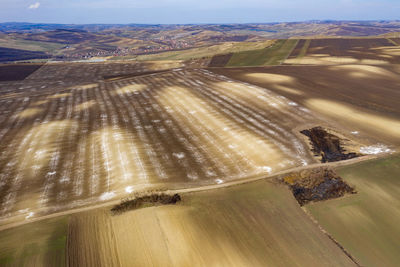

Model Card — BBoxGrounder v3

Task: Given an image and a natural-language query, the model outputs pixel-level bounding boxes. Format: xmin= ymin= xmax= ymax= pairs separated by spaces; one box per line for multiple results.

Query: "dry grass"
xmin=306 ymin=154 xmax=400 ymax=267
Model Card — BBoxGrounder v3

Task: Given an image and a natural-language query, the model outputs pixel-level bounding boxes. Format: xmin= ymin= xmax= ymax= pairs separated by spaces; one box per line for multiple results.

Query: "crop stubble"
xmin=0 ymin=64 xmax=320 ymax=225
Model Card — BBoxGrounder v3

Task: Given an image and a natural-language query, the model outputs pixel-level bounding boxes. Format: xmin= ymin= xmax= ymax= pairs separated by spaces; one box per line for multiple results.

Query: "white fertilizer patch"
xmin=360 ymin=144 xmax=392 ymax=155
xmin=99 ymin=191 xmax=116 ymax=201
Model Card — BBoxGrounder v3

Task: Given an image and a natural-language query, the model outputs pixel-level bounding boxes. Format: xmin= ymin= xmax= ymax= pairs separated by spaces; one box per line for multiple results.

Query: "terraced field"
xmin=0 ymin=64 xmax=327 ymax=226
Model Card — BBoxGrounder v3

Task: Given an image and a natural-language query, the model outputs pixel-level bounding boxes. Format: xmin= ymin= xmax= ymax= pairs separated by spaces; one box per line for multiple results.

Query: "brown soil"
xmin=0 ymin=64 xmax=43 ymax=81
xmin=301 ymin=127 xmax=361 ymax=163
xmin=297 ymin=38 xmax=400 ymax=63
xmin=210 ymin=64 xmax=400 ymax=145
xmin=111 ymin=192 xmax=181 ymax=214
xmin=282 ymin=167 xmax=356 ymax=206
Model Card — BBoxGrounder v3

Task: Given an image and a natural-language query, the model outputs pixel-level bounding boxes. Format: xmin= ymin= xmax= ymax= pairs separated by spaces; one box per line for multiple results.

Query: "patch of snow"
xmin=360 ymin=144 xmax=392 ymax=155
xmin=125 ymin=186 xmax=134 ymax=194
xmin=173 ymin=152 xmax=185 ymax=159
xmin=60 ymin=176 xmax=70 ymax=183
xmin=351 ymin=131 xmax=359 ymax=135
xmin=260 ymin=166 xmax=272 ymax=173
xmin=288 ymin=102 xmax=298 ymax=106
xmin=301 ymin=159 xmax=308 ymax=166
xmin=99 ymin=191 xmax=116 ymax=201
xmin=207 ymin=170 xmax=216 ymax=177
xmin=215 ymin=179 xmax=224 ymax=184
xmin=25 ymin=212 xmax=34 ymax=220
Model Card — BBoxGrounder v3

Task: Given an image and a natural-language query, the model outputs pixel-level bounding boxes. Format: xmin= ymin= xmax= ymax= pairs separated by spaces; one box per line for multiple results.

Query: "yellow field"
xmin=307 ymin=154 xmax=400 ymax=267
xmin=67 ymin=180 xmax=356 ymax=266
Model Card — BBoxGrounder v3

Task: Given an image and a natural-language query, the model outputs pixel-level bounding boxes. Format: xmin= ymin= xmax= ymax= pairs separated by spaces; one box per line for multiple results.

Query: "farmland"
xmin=1 ymin=32 xmax=400 ymax=266
xmin=0 ymin=61 xmax=352 ymax=227
xmin=132 ymin=40 xmax=274 ymax=61
xmin=223 ymin=39 xmax=298 ymax=67
xmin=0 ymin=216 xmax=68 ymax=266
xmin=0 ymin=64 xmax=43 ymax=81
xmin=285 ymin=38 xmax=400 ymax=65
xmin=0 ymin=47 xmax=50 ymax=62
xmin=0 ymin=180 xmax=356 ymax=266
xmin=306 ymin=154 xmax=400 ymax=267
xmin=67 ymin=180 xmax=356 ymax=266
xmin=212 ymin=64 xmax=400 ymax=146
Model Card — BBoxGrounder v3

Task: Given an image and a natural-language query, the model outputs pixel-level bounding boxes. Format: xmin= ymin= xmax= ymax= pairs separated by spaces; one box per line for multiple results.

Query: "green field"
xmin=306 ymin=154 xmax=400 ymax=267
xmin=226 ymin=39 xmax=298 ymax=66
xmin=0 ymin=216 xmax=68 ymax=267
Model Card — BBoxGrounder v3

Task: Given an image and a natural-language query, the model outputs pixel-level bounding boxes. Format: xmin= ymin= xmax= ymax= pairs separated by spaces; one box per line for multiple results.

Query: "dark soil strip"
xmin=0 ymin=63 xmax=44 ymax=81
xmin=208 ymin=53 xmax=233 ymax=67
xmin=287 ymin=39 xmax=306 ymax=59
xmin=111 ymin=193 xmax=181 ymax=214
xmin=0 ymin=47 xmax=50 ymax=63
xmin=301 ymin=127 xmax=360 ymax=163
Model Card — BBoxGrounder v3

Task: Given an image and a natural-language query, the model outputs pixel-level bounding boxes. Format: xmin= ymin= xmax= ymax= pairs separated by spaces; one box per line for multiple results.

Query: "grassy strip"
xmin=265 ymin=39 xmax=298 ymax=65
xmin=0 ymin=37 xmax=65 ymax=53
xmin=0 ymin=216 xmax=68 ymax=266
xmin=226 ymin=39 xmax=298 ymax=66
xmin=297 ymin=39 xmax=311 ymax=58
xmin=387 ymin=38 xmax=400 ymax=46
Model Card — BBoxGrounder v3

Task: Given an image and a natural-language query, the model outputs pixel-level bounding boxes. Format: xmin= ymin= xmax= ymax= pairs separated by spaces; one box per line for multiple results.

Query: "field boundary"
xmin=302 ymin=207 xmax=362 ymax=266
xmin=0 ymin=154 xmax=385 ymax=232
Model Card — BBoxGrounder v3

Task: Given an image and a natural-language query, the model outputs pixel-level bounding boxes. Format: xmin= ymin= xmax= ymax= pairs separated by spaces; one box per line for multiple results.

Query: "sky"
xmin=0 ymin=0 xmax=399 ymax=24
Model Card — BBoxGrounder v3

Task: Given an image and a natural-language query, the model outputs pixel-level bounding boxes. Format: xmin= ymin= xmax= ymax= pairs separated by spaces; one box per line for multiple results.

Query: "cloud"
xmin=28 ymin=2 xmax=40 ymax=9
